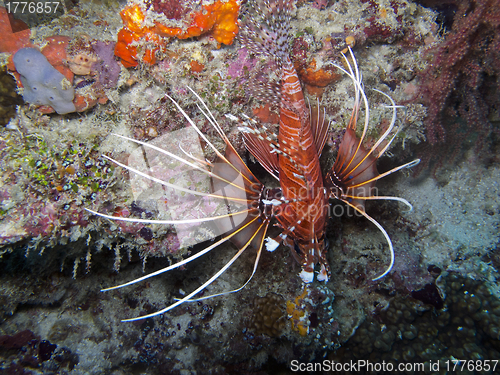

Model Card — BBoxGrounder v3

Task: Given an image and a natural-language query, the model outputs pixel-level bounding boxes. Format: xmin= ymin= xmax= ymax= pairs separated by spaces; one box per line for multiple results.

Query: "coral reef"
xmin=0 ymin=0 xmax=498 ymax=373
xmin=334 ymin=272 xmax=500 ymax=367
xmin=115 ymin=4 xmax=164 ymax=68
xmin=250 ymin=293 xmax=286 ymax=337
xmin=0 ymin=329 xmax=78 ymax=372
xmin=0 ymin=68 xmax=23 ymax=126
xmin=39 ymin=36 xmax=74 ymax=82
xmin=91 ymin=41 xmax=121 ymax=89
xmin=0 ymin=6 xmax=32 ymax=55
xmin=115 ymin=0 xmax=240 ymax=67
xmin=66 ymin=38 xmax=98 ymax=76
xmin=286 ymin=287 xmax=311 ymax=336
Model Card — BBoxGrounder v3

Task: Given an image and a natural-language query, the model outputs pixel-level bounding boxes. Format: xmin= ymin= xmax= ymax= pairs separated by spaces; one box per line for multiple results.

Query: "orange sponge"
xmin=115 ymin=0 xmax=240 ymax=67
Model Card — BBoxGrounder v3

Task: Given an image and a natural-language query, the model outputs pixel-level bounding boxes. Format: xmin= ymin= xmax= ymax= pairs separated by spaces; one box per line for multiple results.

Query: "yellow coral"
xmin=286 ymin=287 xmax=310 ymax=336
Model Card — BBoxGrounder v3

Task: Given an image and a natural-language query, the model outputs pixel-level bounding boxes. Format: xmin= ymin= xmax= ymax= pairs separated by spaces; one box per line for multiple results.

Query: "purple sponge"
xmin=13 ymin=48 xmax=75 ymax=114
xmin=91 ymin=41 xmax=120 ymax=89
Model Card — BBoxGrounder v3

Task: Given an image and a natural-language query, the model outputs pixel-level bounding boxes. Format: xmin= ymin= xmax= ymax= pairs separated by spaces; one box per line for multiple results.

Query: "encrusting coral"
xmin=0 ymin=6 xmax=32 ymax=56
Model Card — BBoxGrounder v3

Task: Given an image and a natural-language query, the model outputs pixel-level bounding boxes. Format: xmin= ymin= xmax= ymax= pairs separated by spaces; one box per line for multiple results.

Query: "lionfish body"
xmin=238 ymin=0 xmax=331 ymax=283
xmin=87 ymin=0 xmax=419 ymax=321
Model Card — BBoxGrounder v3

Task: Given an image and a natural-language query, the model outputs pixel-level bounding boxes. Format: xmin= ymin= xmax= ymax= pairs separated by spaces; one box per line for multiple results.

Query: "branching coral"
xmin=416 ymin=0 xmax=500 ymax=170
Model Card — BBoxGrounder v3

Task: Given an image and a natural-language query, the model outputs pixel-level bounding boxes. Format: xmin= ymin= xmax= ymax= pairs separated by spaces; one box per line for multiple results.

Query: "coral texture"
xmin=91 ymin=41 xmax=120 ymax=89
xmin=334 ymin=273 xmax=500 ymax=364
xmin=416 ymin=0 xmax=500 ymax=169
xmin=0 ymin=6 xmax=32 ymax=56
xmin=250 ymin=293 xmax=286 ymax=337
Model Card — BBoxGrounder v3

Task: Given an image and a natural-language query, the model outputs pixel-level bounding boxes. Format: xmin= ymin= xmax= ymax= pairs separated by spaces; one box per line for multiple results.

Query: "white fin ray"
xmin=177 ymin=218 xmax=268 ymax=302
xmin=101 ymin=215 xmax=263 ymax=292
xmin=121 ymin=220 xmax=267 ymax=322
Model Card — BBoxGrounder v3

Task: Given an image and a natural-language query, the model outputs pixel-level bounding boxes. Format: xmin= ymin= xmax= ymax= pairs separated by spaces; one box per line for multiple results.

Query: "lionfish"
xmin=87 ymin=0 xmax=419 ymax=321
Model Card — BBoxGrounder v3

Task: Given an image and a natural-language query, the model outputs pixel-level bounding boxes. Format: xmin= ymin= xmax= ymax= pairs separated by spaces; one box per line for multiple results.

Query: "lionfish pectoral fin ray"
xmin=333 ymin=51 xmax=371 ymax=176
xmin=178 ymin=142 xmax=212 ymax=168
xmin=97 ymin=153 xmax=250 ymax=204
xmin=100 ymin=216 xmax=263 ymax=292
xmin=342 ymin=200 xmax=394 ymax=281
xmin=376 ymin=129 xmax=401 ymax=159
xmin=166 ymin=92 xmax=258 ymax=189
xmin=347 ymin=90 xmax=399 ymax=176
xmin=186 ymin=87 xmax=225 ymax=139
xmin=85 ymin=207 xmax=252 ymax=226
xmin=176 ymin=219 xmax=268 ymax=302
xmin=121 ymin=219 xmax=268 ymax=322
xmin=343 ymin=195 xmax=414 ymax=211
xmin=348 ymin=159 xmax=420 ymax=189
xmin=107 ymin=134 xmax=252 ymax=198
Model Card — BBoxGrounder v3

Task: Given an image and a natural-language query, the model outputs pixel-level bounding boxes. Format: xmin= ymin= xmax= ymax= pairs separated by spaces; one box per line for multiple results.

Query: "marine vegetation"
xmin=87 ymin=0 xmax=419 ymax=321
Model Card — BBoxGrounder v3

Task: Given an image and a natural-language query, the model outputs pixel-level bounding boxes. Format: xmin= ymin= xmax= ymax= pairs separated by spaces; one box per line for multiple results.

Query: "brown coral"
xmin=250 ymin=293 xmax=286 ymax=337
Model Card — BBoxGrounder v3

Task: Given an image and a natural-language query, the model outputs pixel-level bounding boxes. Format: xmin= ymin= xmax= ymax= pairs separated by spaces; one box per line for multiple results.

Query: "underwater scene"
xmin=0 ymin=0 xmax=499 ymax=373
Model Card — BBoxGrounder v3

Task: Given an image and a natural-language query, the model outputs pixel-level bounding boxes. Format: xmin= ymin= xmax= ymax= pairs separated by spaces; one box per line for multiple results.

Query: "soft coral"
xmin=415 ymin=0 xmax=500 ymax=171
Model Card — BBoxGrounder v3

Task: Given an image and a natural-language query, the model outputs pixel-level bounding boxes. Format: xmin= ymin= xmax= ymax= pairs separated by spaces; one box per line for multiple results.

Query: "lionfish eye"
xmin=294 ymin=242 xmax=302 ymax=255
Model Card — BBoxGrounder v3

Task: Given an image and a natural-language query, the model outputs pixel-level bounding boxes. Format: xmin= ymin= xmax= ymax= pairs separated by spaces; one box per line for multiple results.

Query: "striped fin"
xmin=226 ymin=113 xmax=280 ymax=180
xmin=326 ymin=49 xmax=420 ymax=281
xmin=308 ymin=101 xmax=329 ymax=157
